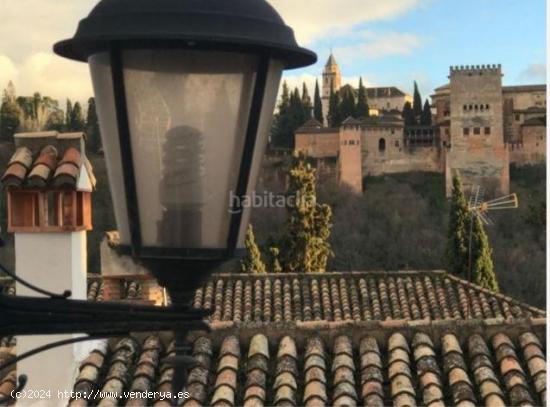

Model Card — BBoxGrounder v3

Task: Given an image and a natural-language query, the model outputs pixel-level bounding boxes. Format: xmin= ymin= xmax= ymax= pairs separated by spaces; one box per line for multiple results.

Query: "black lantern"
xmin=54 ymin=0 xmax=316 ymax=296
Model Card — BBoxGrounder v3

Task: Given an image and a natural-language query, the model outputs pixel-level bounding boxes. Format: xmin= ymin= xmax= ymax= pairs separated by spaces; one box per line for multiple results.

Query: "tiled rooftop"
xmin=1 ymin=131 xmax=95 ymax=190
xmin=2 ymin=272 xmax=547 ymax=405
xmin=67 ymin=320 xmax=546 ymax=407
xmin=187 ymin=272 xmax=544 ymax=324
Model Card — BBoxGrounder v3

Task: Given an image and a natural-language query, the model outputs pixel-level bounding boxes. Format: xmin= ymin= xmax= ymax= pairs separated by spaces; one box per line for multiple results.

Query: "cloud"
xmin=335 ymin=31 xmax=422 ymax=61
xmin=519 ymin=64 xmax=546 ymax=82
xmin=0 ymin=56 xmax=18 ymax=90
xmin=268 ymin=0 xmax=423 ymax=44
xmin=0 ymin=0 xmax=426 ymax=103
xmin=0 ymin=53 xmax=92 ymax=104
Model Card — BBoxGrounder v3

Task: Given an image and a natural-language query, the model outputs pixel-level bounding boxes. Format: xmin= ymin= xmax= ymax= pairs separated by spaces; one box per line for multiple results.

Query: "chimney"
xmin=1 ymin=131 xmax=95 ymax=404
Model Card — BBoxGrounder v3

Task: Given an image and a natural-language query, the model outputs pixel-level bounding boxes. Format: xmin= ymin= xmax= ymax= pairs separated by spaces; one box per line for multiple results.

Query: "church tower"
xmin=322 ymin=53 xmax=342 ymax=126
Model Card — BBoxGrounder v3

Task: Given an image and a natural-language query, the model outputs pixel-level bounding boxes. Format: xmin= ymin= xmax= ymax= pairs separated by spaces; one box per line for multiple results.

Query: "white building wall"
xmin=15 ymin=232 xmax=95 ymax=406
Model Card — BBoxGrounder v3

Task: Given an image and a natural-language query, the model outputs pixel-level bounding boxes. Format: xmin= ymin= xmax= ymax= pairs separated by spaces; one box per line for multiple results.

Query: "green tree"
xmin=241 ymin=225 xmax=267 ymax=274
xmin=471 ymin=216 xmax=499 ymax=292
xmin=420 ymin=99 xmax=432 ymax=125
xmin=356 ymin=77 xmax=369 ymax=118
xmin=271 ymin=81 xmax=293 ymax=148
xmin=301 ymin=82 xmax=312 ymax=119
xmin=86 ymin=97 xmax=101 ymax=153
xmin=402 ymin=101 xmax=416 ymax=126
xmin=268 ymin=247 xmax=283 ymax=273
xmin=0 ymin=82 xmax=22 ymax=140
xmin=339 ymin=85 xmax=356 ymax=120
xmin=412 ymin=81 xmax=423 ymax=118
xmin=45 ymin=109 xmax=65 ymax=132
xmin=446 ymin=175 xmax=469 ymax=276
xmin=70 ymin=102 xmax=86 ymax=132
xmin=283 ymin=153 xmax=334 ymax=273
xmin=328 ymin=88 xmax=341 ymax=127
xmin=65 ymin=99 xmax=73 ymax=130
xmin=313 ymin=79 xmax=324 ymax=124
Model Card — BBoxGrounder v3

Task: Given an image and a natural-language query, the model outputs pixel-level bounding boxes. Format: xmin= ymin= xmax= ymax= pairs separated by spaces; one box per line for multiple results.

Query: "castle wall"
xmin=446 ymin=65 xmax=510 ymax=197
xmin=295 ymin=131 xmax=339 ymax=158
xmin=509 ymin=125 xmax=546 ymax=166
xmin=503 ymin=88 xmax=546 ymax=110
xmin=369 ymin=95 xmax=411 ymax=112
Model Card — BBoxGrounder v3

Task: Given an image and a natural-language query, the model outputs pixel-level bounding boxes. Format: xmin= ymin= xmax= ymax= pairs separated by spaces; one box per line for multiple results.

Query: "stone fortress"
xmin=295 ymin=54 xmax=546 ymax=196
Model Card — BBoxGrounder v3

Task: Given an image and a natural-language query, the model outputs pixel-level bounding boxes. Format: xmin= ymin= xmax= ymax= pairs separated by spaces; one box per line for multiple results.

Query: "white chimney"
xmin=2 ymin=131 xmax=95 ymax=406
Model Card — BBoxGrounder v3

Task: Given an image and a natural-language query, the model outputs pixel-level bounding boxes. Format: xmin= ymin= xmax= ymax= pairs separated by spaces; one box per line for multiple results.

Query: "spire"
xmin=325 ymin=52 xmax=337 ymax=68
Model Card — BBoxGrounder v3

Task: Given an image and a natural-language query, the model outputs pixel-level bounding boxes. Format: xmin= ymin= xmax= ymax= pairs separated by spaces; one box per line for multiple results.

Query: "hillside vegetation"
xmin=0 ymin=140 xmax=545 ymax=308
xmin=253 ymin=167 xmax=546 ymax=308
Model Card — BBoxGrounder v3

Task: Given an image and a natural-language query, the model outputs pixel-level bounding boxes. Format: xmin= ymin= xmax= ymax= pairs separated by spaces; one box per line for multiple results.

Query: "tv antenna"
xmin=467 ymin=185 xmax=519 ymax=283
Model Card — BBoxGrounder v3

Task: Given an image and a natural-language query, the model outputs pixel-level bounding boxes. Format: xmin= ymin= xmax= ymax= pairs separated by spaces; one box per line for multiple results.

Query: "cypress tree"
xmin=241 ymin=225 xmax=266 ymax=274
xmin=328 ymin=88 xmax=341 ymax=127
xmin=65 ymin=99 xmax=73 ymax=131
xmin=471 ymin=216 xmax=499 ymax=292
xmin=420 ymin=99 xmax=432 ymax=125
xmin=70 ymin=102 xmax=86 ymax=132
xmin=412 ymin=81 xmax=423 ymax=119
xmin=301 ymin=82 xmax=312 ymax=119
xmin=86 ymin=97 xmax=101 ymax=153
xmin=271 ymin=81 xmax=293 ymax=148
xmin=446 ymin=175 xmax=470 ymax=276
xmin=402 ymin=101 xmax=416 ymax=126
xmin=290 ymin=87 xmax=306 ymax=130
xmin=356 ymin=77 xmax=369 ymax=118
xmin=313 ymin=79 xmax=324 ymax=124
xmin=283 ymin=153 xmax=334 ymax=273
xmin=339 ymin=86 xmax=356 ymax=120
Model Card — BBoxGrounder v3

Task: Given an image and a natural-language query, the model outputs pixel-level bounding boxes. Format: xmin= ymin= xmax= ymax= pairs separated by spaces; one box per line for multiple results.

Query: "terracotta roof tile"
xmin=187 ymin=272 xmax=545 ymax=324
xmin=2 ymin=133 xmax=92 ymax=190
xmin=1 ymin=162 xmax=28 ymax=187
xmin=249 ymin=334 xmax=269 ymax=359
xmin=74 ymin=273 xmax=547 ymax=406
xmin=68 ymin=327 xmax=547 ymax=407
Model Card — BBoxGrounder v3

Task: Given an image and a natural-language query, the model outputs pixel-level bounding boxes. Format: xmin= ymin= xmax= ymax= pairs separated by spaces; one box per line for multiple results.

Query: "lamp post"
xmin=53 ymin=0 xmax=316 ymax=299
xmin=0 ymin=0 xmax=315 ymax=403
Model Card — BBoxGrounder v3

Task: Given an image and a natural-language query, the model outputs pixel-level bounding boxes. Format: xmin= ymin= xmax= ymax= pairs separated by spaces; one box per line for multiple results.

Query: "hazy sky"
xmin=0 ymin=0 xmax=546 ymax=105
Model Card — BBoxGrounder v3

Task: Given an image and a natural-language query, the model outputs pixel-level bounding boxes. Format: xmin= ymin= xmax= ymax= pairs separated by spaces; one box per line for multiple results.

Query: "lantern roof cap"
xmin=53 ymin=0 xmax=317 ymax=69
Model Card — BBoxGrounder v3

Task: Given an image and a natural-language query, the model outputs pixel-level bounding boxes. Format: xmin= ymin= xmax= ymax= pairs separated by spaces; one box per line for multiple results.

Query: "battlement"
xmin=449 ymin=64 xmax=502 ymax=76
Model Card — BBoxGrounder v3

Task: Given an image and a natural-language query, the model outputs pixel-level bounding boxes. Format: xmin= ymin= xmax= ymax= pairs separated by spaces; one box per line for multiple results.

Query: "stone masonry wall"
xmin=446 ymin=65 xmax=510 ymax=197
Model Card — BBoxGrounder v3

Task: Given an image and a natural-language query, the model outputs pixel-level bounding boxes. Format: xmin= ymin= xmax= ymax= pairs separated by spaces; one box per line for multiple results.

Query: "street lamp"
xmin=53 ymin=0 xmax=316 ymax=298
xmin=0 ymin=0 xmax=316 ymax=403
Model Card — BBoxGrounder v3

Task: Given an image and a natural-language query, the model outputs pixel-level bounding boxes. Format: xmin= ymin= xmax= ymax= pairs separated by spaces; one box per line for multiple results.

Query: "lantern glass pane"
xmin=122 ymin=50 xmax=257 ymax=248
xmin=89 ymin=52 xmax=132 ymax=244
xmin=235 ymin=59 xmax=284 ymax=248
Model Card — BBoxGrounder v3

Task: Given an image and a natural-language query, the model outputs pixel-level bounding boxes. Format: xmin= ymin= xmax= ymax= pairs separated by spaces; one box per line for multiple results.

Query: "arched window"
xmin=378 ymin=138 xmax=386 ymax=152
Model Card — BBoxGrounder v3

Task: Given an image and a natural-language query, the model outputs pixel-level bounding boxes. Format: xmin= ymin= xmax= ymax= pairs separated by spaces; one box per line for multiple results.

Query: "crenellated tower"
xmin=446 ymin=64 xmax=509 ymax=197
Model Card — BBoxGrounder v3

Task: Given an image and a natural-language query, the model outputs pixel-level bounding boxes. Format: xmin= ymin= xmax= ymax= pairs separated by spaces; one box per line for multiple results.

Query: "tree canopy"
xmin=446 ymin=175 xmax=470 ymax=276
xmin=421 ymin=99 xmax=432 ymax=125
xmin=355 ymin=77 xmax=369 ymax=118
xmin=313 ymin=79 xmax=323 ymax=124
xmin=282 ymin=153 xmax=334 ymax=272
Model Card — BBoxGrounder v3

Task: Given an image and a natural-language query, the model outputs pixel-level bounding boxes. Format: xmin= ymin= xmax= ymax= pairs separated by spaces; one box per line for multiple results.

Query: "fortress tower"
xmin=339 ymin=118 xmax=363 ymax=193
xmin=446 ymin=65 xmax=509 ymax=197
xmin=322 ymin=53 xmax=342 ymax=125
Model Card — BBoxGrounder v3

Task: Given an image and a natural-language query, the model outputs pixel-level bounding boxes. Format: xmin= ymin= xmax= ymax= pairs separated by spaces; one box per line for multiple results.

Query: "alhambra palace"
xmin=292 ymin=55 xmax=546 ymax=196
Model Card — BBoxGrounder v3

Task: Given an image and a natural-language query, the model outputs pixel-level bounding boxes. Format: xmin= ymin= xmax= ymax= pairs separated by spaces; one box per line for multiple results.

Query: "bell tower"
xmin=322 ymin=53 xmax=342 ymax=125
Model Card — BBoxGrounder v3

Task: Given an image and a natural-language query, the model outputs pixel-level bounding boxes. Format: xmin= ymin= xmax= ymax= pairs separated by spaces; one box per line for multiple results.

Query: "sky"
xmin=0 ymin=0 xmax=546 ymax=105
